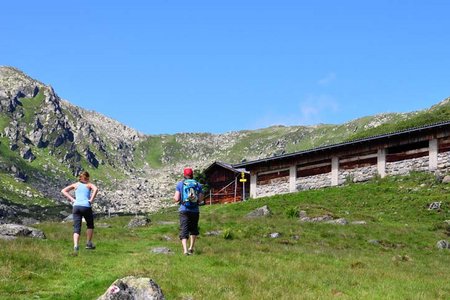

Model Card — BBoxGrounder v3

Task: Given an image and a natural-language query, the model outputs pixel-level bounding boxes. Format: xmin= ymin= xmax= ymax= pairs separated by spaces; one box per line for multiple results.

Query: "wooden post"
xmin=234 ymin=176 xmax=237 ymax=202
xmin=429 ymin=138 xmax=438 ymax=171
xmin=250 ymin=173 xmax=257 ymax=198
xmin=289 ymin=165 xmax=297 ymax=192
xmin=331 ymin=156 xmax=339 ymax=186
xmin=377 ymin=148 xmax=386 ymax=178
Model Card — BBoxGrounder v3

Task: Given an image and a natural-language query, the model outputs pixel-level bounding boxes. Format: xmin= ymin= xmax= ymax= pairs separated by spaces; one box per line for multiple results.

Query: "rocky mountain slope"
xmin=1 ymin=66 xmax=449 ymax=222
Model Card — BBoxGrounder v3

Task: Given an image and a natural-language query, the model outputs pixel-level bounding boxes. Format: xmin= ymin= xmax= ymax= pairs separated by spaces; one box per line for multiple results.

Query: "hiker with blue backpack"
xmin=173 ymin=168 xmax=204 ymax=255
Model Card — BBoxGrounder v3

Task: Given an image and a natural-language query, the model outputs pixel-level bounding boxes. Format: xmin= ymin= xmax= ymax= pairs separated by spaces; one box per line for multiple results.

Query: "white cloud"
xmin=249 ymin=94 xmax=340 ymax=129
xmin=298 ymin=94 xmax=339 ymax=125
xmin=318 ymin=72 xmax=336 ymax=86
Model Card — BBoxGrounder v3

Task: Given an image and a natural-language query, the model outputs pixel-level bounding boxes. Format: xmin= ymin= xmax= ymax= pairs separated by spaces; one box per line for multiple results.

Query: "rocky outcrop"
xmin=97 ymin=276 xmax=165 ymax=300
xmin=0 ymin=223 xmax=45 ymax=239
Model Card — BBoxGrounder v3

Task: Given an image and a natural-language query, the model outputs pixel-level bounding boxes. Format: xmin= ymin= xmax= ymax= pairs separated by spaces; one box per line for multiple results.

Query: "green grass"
xmin=0 ymin=115 xmax=10 ymax=132
xmin=135 ymin=136 xmax=165 ymax=168
xmin=1 ymin=172 xmax=449 ymax=299
xmin=20 ymin=89 xmax=45 ymax=126
xmin=348 ymin=102 xmax=450 ymax=141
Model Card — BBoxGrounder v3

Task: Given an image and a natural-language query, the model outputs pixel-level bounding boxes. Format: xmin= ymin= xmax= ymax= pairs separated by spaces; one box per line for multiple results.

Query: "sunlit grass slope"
xmin=0 ymin=172 xmax=449 ymax=299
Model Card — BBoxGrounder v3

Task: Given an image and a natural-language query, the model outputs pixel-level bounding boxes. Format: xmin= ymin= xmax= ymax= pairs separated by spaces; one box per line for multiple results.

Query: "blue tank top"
xmin=74 ymin=183 xmax=91 ymax=207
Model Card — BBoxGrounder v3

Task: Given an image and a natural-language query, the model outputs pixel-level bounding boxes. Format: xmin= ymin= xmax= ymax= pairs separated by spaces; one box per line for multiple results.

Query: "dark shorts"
xmin=73 ymin=205 xmax=94 ymax=234
xmin=179 ymin=211 xmax=199 ymax=239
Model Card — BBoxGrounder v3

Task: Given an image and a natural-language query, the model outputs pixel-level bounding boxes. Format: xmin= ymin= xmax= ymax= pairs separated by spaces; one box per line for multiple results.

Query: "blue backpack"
xmin=181 ymin=179 xmax=200 ymax=207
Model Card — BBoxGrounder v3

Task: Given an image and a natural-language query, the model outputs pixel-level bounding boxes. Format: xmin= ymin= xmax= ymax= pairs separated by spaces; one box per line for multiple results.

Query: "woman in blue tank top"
xmin=61 ymin=171 xmax=99 ymax=255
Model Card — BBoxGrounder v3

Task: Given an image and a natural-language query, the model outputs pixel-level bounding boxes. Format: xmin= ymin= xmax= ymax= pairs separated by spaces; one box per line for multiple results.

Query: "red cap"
xmin=183 ymin=168 xmax=193 ymax=177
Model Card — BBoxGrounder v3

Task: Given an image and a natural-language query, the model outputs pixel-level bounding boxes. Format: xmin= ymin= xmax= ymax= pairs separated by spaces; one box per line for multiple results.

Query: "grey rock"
xmin=97 ymin=276 xmax=165 ymax=300
xmin=246 ymin=205 xmax=272 ymax=218
xmin=368 ymin=239 xmax=380 ymax=245
xmin=127 ymin=216 xmax=150 ymax=228
xmin=151 ymin=247 xmax=173 ymax=254
xmin=20 ymin=146 xmax=36 ymax=161
xmin=161 ymin=235 xmax=172 ymax=241
xmin=59 ymin=210 xmax=70 ymax=218
xmin=442 ymin=175 xmax=450 ymax=184
xmin=0 ymin=234 xmax=16 ymax=240
xmin=63 ymin=214 xmax=74 ymax=222
xmin=20 ymin=218 xmax=39 ymax=226
xmin=436 ymin=240 xmax=449 ymax=249
xmin=0 ymin=224 xmax=45 ymax=239
xmin=269 ymin=232 xmax=281 ymax=238
xmin=326 ymin=218 xmax=348 ymax=225
xmin=428 ymin=202 xmax=442 ymax=210
xmin=205 ymin=230 xmax=222 ymax=236
xmin=351 ymin=220 xmax=367 ymax=225
xmin=156 ymin=221 xmax=176 ymax=225
xmin=300 ymin=214 xmax=333 ymax=223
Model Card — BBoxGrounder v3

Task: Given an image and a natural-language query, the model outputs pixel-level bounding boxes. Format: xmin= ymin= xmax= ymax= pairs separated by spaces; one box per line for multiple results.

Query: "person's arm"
xmin=88 ymin=183 xmax=99 ymax=204
xmin=198 ymin=192 xmax=204 ymax=205
xmin=174 ymin=190 xmax=181 ymax=204
xmin=198 ymin=184 xmax=204 ymax=205
xmin=61 ymin=183 xmax=77 ymax=204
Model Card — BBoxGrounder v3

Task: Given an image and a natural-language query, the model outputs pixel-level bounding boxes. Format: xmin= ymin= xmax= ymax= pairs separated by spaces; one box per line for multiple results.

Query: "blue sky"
xmin=1 ymin=1 xmax=449 ymax=134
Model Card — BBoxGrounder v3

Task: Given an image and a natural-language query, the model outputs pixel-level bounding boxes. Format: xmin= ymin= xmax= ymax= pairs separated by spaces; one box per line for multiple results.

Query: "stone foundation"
xmin=254 ymin=151 xmax=450 ymax=198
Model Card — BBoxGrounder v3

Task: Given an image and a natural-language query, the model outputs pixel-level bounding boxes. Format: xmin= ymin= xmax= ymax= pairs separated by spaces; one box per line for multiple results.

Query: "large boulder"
xmin=246 ymin=205 xmax=272 ymax=218
xmin=97 ymin=276 xmax=165 ymax=300
xmin=0 ymin=224 xmax=46 ymax=239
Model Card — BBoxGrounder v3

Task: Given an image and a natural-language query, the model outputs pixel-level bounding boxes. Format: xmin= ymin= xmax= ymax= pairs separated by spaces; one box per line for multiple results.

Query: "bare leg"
xmin=73 ymin=232 xmax=80 ymax=248
xmin=86 ymin=228 xmax=94 ymax=243
xmin=189 ymin=235 xmax=197 ymax=252
xmin=181 ymin=238 xmax=188 ymax=254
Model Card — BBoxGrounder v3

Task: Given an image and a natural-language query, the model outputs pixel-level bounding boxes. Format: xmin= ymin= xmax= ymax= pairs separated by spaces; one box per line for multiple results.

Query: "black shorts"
xmin=179 ymin=211 xmax=199 ymax=239
xmin=73 ymin=205 xmax=94 ymax=234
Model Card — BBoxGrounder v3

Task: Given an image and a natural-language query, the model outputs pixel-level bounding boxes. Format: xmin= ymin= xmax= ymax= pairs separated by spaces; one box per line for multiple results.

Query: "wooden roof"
xmin=204 ymin=161 xmax=249 ymax=175
xmin=232 ymin=120 xmax=450 ymax=169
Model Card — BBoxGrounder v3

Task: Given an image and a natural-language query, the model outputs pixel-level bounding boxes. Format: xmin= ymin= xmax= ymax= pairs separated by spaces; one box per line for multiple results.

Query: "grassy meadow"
xmin=1 ymin=172 xmax=449 ymax=299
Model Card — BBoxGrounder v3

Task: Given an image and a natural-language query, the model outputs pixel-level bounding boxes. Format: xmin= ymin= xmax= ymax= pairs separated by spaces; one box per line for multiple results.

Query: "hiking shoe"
xmin=183 ymin=252 xmax=191 ymax=256
xmin=188 ymin=248 xmax=194 ymax=254
xmin=73 ymin=246 xmax=79 ymax=256
xmin=85 ymin=242 xmax=96 ymax=250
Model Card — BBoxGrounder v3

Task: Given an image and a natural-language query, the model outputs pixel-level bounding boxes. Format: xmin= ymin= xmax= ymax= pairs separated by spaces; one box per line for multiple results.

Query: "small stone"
xmin=436 ymin=240 xmax=449 ymax=249
xmin=151 ymin=247 xmax=173 ymax=254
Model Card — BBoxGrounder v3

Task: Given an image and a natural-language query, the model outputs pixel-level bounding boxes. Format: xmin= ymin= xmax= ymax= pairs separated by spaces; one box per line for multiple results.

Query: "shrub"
xmin=285 ymin=207 xmax=299 ymax=218
xmin=222 ymin=228 xmax=233 ymax=240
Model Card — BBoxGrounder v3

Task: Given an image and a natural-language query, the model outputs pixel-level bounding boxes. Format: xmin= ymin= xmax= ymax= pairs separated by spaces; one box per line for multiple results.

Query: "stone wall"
xmin=297 ymin=173 xmax=331 ymax=191
xmin=438 ymin=152 xmax=450 ymax=171
xmin=386 ymin=156 xmax=429 ymax=175
xmin=341 ymin=165 xmax=378 ymax=184
xmin=256 ymin=177 xmax=289 ymax=198
xmin=254 ymin=151 xmax=450 ymax=198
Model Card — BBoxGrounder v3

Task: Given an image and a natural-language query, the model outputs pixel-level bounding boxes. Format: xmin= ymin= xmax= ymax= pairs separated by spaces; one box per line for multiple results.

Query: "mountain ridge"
xmin=1 ymin=66 xmax=449 ymax=222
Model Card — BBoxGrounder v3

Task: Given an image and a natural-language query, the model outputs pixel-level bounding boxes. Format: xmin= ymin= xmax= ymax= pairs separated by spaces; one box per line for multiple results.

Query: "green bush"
xmin=222 ymin=228 xmax=233 ymax=240
xmin=285 ymin=206 xmax=299 ymax=218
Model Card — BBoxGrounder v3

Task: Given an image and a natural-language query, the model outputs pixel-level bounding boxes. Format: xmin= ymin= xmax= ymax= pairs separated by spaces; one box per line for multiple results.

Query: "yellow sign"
xmin=240 ymin=178 xmax=247 ymax=183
